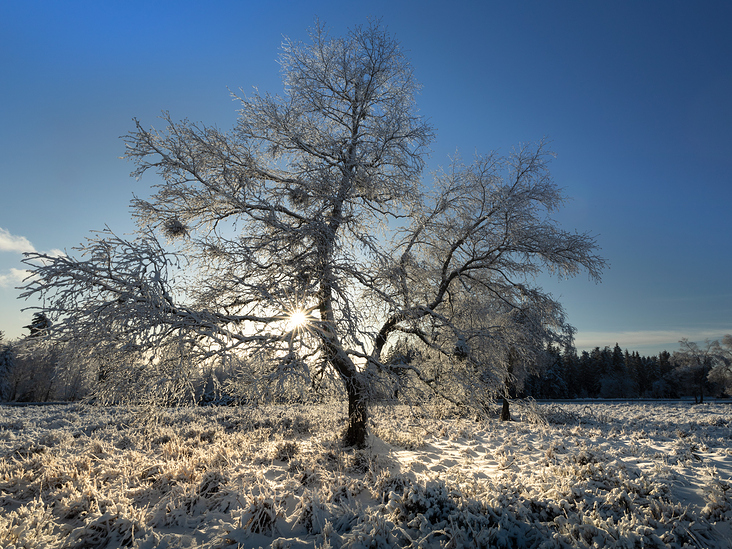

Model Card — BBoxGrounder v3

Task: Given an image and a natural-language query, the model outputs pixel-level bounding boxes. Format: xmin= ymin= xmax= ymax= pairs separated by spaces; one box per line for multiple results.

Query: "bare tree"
xmin=19 ymin=21 xmax=604 ymax=446
xmin=705 ymin=335 xmax=732 ymax=396
xmin=672 ymin=338 xmax=719 ymax=403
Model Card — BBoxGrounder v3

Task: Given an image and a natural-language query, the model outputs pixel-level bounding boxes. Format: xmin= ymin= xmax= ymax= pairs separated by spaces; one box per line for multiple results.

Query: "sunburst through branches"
xmin=286 ymin=309 xmax=310 ymax=332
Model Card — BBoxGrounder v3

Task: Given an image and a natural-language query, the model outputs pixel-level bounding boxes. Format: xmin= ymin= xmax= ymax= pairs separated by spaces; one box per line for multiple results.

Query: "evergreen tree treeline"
xmin=519 ymin=343 xmax=718 ymax=400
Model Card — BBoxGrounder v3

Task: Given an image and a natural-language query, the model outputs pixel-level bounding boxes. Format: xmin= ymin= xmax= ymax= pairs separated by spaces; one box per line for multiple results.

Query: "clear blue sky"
xmin=2 ymin=0 xmax=731 ymax=356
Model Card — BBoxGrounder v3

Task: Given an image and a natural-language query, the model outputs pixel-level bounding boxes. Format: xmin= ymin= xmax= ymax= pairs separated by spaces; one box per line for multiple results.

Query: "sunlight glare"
xmin=287 ymin=309 xmax=309 ymax=331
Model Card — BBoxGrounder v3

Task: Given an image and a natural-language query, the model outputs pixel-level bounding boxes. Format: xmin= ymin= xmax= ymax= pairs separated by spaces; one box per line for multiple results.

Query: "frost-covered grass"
xmin=1 ymin=401 xmax=730 ymax=548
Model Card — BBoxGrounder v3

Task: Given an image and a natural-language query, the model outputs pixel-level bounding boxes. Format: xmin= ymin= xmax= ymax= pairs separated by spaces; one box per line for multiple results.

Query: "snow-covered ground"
xmin=1 ymin=400 xmax=730 ymax=548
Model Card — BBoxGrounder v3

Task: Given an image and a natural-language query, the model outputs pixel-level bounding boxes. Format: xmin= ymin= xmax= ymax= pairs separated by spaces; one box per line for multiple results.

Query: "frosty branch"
xmin=19 ymin=20 xmax=604 ymax=446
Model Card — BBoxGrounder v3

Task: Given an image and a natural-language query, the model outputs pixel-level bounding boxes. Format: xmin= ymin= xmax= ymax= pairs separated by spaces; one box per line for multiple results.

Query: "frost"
xmin=18 ymin=21 xmax=605 ymax=449
xmin=0 ymin=401 xmax=731 ymax=547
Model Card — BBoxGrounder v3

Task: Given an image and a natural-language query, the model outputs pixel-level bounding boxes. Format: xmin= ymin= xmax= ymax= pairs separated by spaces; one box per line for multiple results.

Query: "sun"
xmin=287 ymin=309 xmax=309 ymax=331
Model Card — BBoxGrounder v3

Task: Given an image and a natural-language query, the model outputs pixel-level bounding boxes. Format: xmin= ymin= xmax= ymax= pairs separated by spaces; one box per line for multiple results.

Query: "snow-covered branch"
xmin=18 ymin=22 xmax=604 ymax=446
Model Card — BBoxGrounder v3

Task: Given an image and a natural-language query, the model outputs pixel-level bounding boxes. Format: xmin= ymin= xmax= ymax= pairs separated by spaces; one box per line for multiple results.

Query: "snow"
xmin=1 ymin=400 xmax=730 ymax=548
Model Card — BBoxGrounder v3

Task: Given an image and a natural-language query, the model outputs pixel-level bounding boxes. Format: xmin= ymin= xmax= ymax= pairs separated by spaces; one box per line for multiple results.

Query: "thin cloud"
xmin=0 ymin=249 xmax=66 ymax=288
xmin=0 ymin=229 xmax=65 ymax=289
xmin=0 ymin=268 xmax=30 ymax=288
xmin=0 ymin=228 xmax=36 ymax=253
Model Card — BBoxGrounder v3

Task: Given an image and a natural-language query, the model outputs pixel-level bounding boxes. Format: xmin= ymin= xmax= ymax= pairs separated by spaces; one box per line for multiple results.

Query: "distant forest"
xmin=518 ymin=343 xmax=725 ymax=402
xmin=1 ymin=322 xmax=729 ymax=404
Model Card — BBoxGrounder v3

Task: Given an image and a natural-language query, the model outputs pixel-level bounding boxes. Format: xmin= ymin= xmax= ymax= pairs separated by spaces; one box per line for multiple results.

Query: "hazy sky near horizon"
xmin=1 ymin=1 xmax=731 ymax=356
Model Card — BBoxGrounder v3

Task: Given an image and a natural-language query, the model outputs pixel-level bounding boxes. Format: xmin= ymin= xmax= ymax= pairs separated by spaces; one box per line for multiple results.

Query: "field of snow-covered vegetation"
xmin=1 ymin=401 xmax=730 ymax=548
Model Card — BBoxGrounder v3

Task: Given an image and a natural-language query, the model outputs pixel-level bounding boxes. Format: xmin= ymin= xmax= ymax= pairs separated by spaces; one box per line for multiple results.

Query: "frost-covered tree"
xmin=706 ymin=335 xmax=732 ymax=395
xmin=24 ymin=312 xmax=51 ymax=338
xmin=19 ymin=21 xmax=604 ymax=446
xmin=672 ymin=338 xmax=717 ymax=403
xmin=0 ymin=331 xmax=14 ymax=401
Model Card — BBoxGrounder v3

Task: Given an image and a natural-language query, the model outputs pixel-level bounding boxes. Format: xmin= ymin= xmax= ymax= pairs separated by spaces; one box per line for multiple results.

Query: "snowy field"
xmin=1 ymin=401 xmax=730 ymax=548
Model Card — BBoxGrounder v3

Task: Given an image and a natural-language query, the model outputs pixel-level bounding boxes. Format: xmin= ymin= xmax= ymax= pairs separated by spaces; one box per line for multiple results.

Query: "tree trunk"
xmin=500 ymin=397 xmax=511 ymax=421
xmin=317 ymin=281 xmax=369 ymax=447
xmin=343 ymin=381 xmax=369 ymax=447
xmin=312 ymin=198 xmax=371 ymax=446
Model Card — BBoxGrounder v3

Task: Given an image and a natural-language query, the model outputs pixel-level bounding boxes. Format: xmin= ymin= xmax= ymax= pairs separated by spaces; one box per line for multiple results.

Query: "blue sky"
xmin=1 ymin=1 xmax=731 ymax=356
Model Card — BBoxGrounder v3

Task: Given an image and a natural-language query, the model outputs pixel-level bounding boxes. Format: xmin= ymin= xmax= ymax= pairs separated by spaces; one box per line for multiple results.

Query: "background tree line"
xmin=517 ymin=337 xmax=732 ymax=402
xmin=2 ymin=316 xmax=730 ymax=404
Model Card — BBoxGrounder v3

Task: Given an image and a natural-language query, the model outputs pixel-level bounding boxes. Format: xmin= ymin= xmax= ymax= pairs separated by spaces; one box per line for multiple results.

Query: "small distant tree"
xmin=537 ymin=343 xmax=569 ymax=399
xmin=648 ymin=350 xmax=676 ymax=398
xmin=598 ymin=343 xmax=636 ymax=398
xmin=574 ymin=350 xmax=593 ymax=397
xmin=707 ymin=335 xmax=732 ymax=395
xmin=19 ymin=21 xmax=604 ymax=446
xmin=0 ymin=334 xmax=61 ymax=402
xmin=672 ymin=338 xmax=717 ymax=403
xmin=0 ymin=331 xmax=15 ymax=401
xmin=627 ymin=351 xmax=652 ymax=397
xmin=24 ymin=312 xmax=51 ymax=338
xmin=561 ymin=346 xmax=580 ymax=398
xmin=583 ymin=346 xmax=609 ymax=397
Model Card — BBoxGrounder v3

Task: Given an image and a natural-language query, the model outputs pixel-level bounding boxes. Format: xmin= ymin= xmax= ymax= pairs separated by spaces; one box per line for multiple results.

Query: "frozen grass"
xmin=0 ymin=401 xmax=730 ymax=548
